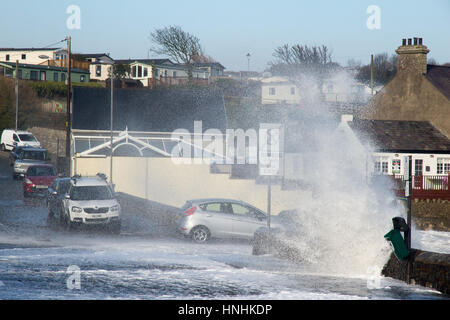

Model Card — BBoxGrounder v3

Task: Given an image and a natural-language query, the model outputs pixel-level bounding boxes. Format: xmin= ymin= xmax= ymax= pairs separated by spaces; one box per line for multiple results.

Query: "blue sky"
xmin=1 ymin=0 xmax=449 ymax=71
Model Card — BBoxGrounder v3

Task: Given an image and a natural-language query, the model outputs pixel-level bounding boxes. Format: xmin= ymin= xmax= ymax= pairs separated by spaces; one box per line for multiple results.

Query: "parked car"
xmin=46 ymin=177 xmax=71 ymax=223
xmin=12 ymin=147 xmax=50 ymax=179
xmin=176 ymin=198 xmax=283 ymax=243
xmin=1 ymin=129 xmax=41 ymax=151
xmin=23 ymin=164 xmax=57 ymax=198
xmin=59 ymin=173 xmax=121 ymax=233
xmin=9 ymin=146 xmax=26 ymax=166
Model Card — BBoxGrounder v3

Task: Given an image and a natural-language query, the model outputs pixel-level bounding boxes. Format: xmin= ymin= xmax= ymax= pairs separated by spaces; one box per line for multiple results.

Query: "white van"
xmin=0 ymin=129 xmax=41 ymax=151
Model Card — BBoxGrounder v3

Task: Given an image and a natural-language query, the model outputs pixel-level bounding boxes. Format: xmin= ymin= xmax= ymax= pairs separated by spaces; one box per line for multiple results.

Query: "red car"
xmin=23 ymin=164 xmax=57 ymax=197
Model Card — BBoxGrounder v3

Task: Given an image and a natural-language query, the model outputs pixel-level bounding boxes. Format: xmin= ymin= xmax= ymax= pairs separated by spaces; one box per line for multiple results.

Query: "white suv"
xmin=60 ymin=173 xmax=121 ymax=233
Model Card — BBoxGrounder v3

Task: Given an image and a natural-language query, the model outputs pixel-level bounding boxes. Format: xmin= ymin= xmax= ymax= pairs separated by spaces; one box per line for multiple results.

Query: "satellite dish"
xmin=38 ymin=55 xmax=50 ymax=59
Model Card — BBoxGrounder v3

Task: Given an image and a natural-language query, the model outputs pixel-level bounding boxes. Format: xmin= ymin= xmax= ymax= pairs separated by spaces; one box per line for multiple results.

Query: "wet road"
xmin=0 ymin=151 xmax=447 ymax=300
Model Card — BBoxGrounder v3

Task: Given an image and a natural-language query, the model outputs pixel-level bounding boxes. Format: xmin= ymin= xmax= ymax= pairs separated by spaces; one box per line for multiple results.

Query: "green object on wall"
xmin=384 ymin=229 xmax=409 ymax=260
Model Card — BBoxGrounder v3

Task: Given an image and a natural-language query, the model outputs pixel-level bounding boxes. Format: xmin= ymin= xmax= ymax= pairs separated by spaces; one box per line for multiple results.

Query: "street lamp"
xmin=246 ymin=53 xmax=251 ymax=72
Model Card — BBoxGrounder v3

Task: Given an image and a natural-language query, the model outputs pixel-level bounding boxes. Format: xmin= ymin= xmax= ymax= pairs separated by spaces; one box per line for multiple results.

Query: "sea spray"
xmin=280 ymin=71 xmax=404 ymax=276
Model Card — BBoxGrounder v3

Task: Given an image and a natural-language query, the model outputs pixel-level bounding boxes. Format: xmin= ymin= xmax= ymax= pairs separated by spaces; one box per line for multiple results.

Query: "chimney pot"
xmin=419 ymin=38 xmax=423 ymax=45
xmin=408 ymin=38 xmax=412 ymax=45
xmin=402 ymin=39 xmax=406 ymax=45
xmin=414 ymin=37 xmax=418 ymax=45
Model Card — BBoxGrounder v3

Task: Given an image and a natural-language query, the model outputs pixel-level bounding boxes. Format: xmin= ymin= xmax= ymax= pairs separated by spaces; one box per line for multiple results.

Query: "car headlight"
xmin=71 ymin=206 xmax=82 ymax=213
xmin=110 ymin=205 xmax=119 ymax=212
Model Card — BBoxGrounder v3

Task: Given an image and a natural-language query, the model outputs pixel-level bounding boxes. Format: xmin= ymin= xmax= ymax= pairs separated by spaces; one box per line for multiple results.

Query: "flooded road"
xmin=0 ymin=152 xmax=447 ymax=300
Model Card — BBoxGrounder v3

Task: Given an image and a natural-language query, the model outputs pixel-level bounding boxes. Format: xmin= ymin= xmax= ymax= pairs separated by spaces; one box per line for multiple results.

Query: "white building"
xmin=116 ymin=59 xmax=208 ymax=87
xmin=261 ymin=76 xmax=301 ymax=105
xmin=0 ymin=48 xmax=68 ymax=65
xmin=82 ymin=53 xmax=114 ymax=81
xmin=261 ymin=75 xmax=383 ymax=106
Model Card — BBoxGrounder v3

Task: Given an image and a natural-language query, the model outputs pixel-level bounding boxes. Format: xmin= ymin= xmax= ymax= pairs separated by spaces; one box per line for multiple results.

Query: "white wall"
xmin=0 ymin=49 xmax=66 ymax=65
xmin=89 ymin=64 xmax=112 ymax=81
xmin=74 ymin=156 xmax=302 ymax=214
xmin=261 ymin=83 xmax=301 ymax=105
xmin=372 ymin=152 xmax=450 ymax=176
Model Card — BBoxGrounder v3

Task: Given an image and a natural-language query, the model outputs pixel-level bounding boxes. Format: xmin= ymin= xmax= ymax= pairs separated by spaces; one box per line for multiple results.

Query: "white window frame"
xmin=374 ymin=156 xmax=389 ymax=174
xmin=437 ymin=158 xmax=450 ymax=175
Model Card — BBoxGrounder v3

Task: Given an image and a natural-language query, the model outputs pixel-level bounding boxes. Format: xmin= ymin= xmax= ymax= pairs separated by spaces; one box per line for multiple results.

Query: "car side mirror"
xmin=64 ymin=194 xmax=70 ymax=199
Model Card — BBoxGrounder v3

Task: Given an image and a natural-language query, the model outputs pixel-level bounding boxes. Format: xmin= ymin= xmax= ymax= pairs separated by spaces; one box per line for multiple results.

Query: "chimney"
xmin=396 ymin=37 xmax=430 ymax=75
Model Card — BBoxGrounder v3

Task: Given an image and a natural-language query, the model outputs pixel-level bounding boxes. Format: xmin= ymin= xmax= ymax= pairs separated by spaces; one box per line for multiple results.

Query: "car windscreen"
xmin=70 ymin=186 xmax=113 ymax=200
xmin=21 ymin=151 xmax=46 ymax=160
xmin=27 ymin=166 xmax=55 ymax=176
xmin=19 ymin=134 xmax=37 ymax=142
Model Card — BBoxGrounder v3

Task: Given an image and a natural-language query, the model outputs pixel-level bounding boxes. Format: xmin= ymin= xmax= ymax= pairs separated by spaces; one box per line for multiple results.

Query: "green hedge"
xmin=31 ymin=81 xmax=102 ymax=98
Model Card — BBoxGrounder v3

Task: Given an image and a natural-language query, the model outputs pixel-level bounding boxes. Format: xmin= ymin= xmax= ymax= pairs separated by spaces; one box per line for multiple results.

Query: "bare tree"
xmin=269 ymin=43 xmax=338 ymax=78
xmin=355 ymin=52 xmax=397 ymax=86
xmin=150 ymin=25 xmax=203 ymax=80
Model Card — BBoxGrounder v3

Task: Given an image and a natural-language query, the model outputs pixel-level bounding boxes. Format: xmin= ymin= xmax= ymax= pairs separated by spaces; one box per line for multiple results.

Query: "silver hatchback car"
xmin=176 ymin=198 xmax=272 ymax=243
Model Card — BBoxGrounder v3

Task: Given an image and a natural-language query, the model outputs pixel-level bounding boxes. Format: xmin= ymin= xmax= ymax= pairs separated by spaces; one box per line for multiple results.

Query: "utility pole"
xmin=110 ymin=64 xmax=114 ymax=187
xmin=370 ymin=54 xmax=374 ymax=96
xmin=406 ymin=156 xmax=413 ymax=283
xmin=15 ymin=60 xmax=19 ymax=130
xmin=65 ymin=36 xmax=72 ymax=173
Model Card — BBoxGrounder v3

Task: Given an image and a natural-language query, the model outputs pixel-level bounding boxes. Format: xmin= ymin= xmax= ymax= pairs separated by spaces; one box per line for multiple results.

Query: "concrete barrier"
xmin=382 ymin=249 xmax=449 ymax=295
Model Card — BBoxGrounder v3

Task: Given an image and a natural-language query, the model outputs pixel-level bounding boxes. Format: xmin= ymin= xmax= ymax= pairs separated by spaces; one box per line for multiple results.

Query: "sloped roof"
xmin=426 ymin=64 xmax=450 ymax=101
xmin=0 ymin=61 xmax=89 ymax=74
xmin=72 ymin=87 xmax=227 ymax=133
xmin=114 ymin=59 xmax=173 ymax=65
xmin=0 ymin=47 xmax=62 ymax=51
xmin=348 ymin=119 xmax=450 ymax=153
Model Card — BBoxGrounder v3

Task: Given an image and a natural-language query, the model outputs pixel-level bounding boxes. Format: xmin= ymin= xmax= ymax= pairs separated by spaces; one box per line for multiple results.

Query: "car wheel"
xmin=61 ymin=211 xmax=74 ymax=231
xmin=191 ymin=226 xmax=210 ymax=243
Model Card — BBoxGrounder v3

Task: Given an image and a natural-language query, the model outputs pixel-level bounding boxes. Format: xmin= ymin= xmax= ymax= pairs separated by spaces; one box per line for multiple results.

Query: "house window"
xmin=137 ymin=66 xmax=142 ymax=78
xmin=173 ymin=71 xmax=177 ymax=77
xmin=164 ymin=70 xmax=168 ymax=77
xmin=143 ymin=67 xmax=148 ymax=77
xmin=61 ymin=73 xmax=66 ymax=82
xmin=414 ymin=159 xmax=423 ymax=176
xmin=5 ymin=54 xmax=10 ymax=61
xmin=269 ymin=87 xmax=276 ymax=95
xmin=392 ymin=159 xmax=401 ymax=174
xmin=96 ymin=65 xmax=101 ymax=77
xmin=437 ymin=158 xmax=450 ymax=174
xmin=374 ymin=157 xmax=389 ymax=174
xmin=30 ymin=70 xmax=38 ymax=80
xmin=53 ymin=72 xmax=58 ymax=81
xmin=40 ymin=71 xmax=46 ymax=81
xmin=132 ymin=66 xmax=136 ymax=77
xmin=154 ymin=69 xmax=159 ymax=77
xmin=290 ymin=87 xmax=295 ymax=95
xmin=22 ymin=54 xmax=26 ymax=60
xmin=18 ymin=69 xmax=22 ymax=79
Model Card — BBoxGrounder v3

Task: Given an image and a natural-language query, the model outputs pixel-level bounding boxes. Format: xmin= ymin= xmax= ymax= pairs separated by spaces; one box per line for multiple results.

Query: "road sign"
xmin=259 ymin=123 xmax=283 ymax=176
